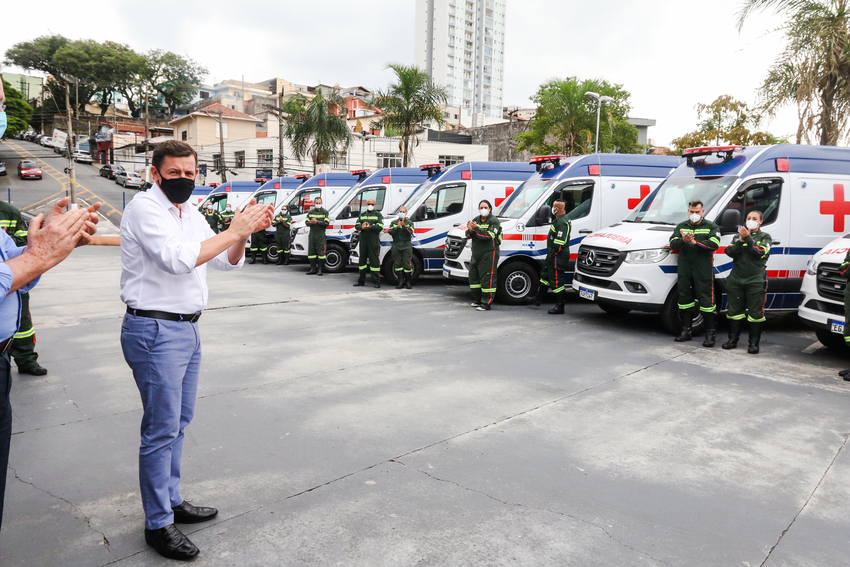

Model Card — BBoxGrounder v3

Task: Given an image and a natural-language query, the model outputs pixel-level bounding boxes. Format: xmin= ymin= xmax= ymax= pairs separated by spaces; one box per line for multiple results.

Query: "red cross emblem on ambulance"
xmin=820 ymin=184 xmax=850 ymax=232
xmin=495 ymin=187 xmax=515 ymax=207
xmin=627 ymin=185 xmax=650 ymax=210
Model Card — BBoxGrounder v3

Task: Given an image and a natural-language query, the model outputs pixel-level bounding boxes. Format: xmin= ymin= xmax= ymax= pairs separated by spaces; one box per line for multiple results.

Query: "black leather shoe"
xmin=20 ymin=364 xmax=47 ymax=376
xmin=144 ymin=524 xmax=199 ymax=561
xmin=172 ymin=501 xmax=218 ymax=524
xmin=839 ymin=368 xmax=850 ymax=377
xmin=374 ymin=282 xmax=381 ymax=288
xmin=353 ymin=281 xmax=365 ymax=287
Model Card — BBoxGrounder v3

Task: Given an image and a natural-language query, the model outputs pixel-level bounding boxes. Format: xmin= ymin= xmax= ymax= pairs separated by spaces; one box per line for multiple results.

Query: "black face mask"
xmin=158 ymin=175 xmax=195 ymax=204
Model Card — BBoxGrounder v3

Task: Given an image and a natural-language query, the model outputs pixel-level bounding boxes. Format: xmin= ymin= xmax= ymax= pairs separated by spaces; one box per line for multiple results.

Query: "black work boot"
xmin=747 ymin=321 xmax=762 ymax=354
xmin=353 ymin=273 xmax=366 ymax=286
xmin=396 ymin=272 xmax=404 ymax=289
xmin=548 ymin=293 xmax=565 ymax=314
xmin=317 ymin=262 xmax=324 ymax=276
xmin=722 ymin=319 xmax=741 ymax=349
xmin=306 ymin=259 xmax=317 ymax=275
xmin=276 ymin=254 xmax=285 ymax=266
xmin=283 ymin=254 xmax=289 ymax=265
xmin=404 ymin=274 xmax=412 ymax=289
xmin=702 ymin=312 xmax=716 ymax=348
xmin=534 ymin=285 xmax=547 ymax=307
xmin=373 ymin=274 xmax=381 ymax=288
xmin=262 ymin=252 xmax=269 ymax=265
xmin=674 ymin=310 xmax=693 ymax=342
xmin=248 ymin=251 xmax=257 ymax=264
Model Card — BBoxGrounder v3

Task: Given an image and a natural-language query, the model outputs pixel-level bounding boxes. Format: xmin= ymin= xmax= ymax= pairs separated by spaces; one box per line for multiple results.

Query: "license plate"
xmin=578 ymin=286 xmax=596 ymax=301
xmin=442 ymin=268 xmax=450 ymax=278
xmin=830 ymin=320 xmax=845 ymax=334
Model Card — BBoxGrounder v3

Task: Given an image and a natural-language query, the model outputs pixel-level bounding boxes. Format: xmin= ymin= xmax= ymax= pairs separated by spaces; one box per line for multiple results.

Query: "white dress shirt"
xmin=120 ymin=184 xmax=243 ymax=313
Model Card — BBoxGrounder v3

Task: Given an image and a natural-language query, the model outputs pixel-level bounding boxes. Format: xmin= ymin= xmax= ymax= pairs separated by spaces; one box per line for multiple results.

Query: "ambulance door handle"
xmin=579 ymin=229 xmax=592 ymax=234
xmin=772 ymin=241 xmax=781 ymax=245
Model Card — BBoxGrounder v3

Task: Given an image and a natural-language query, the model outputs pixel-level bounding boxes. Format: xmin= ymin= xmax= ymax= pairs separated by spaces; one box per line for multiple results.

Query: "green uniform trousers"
xmin=308 ymin=231 xmax=326 ymax=260
xmin=539 ymin=263 xmax=568 ymax=294
xmin=392 ymin=246 xmax=413 ymax=275
xmin=10 ymin=291 xmax=38 ymax=370
xmin=678 ymin=261 xmax=715 ymax=313
xmin=469 ymin=249 xmax=499 ymax=307
xmin=844 ymin=281 xmax=850 ymax=346
xmin=358 ymin=241 xmax=381 ymax=282
xmin=249 ymin=231 xmax=268 ymax=253
xmin=725 ymin=275 xmax=767 ymax=323
xmin=275 ymin=232 xmax=291 ymax=256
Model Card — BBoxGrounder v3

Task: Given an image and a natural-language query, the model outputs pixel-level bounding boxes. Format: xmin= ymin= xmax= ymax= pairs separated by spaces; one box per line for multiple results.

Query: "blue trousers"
xmin=0 ymin=353 xmax=11 ymax=531
xmin=120 ymin=314 xmax=201 ymax=530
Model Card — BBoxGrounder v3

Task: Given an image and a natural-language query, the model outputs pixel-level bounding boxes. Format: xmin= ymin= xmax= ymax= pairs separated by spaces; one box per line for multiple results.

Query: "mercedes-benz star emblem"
xmin=584 ymin=251 xmax=596 ymax=266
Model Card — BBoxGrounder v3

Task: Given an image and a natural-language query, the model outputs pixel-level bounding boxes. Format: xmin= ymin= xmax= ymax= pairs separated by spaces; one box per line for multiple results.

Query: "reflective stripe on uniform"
xmin=699 ymin=304 xmax=716 ymax=312
xmin=482 ymin=288 xmax=496 ymax=293
xmin=726 ymin=313 xmax=746 ymax=320
xmin=678 ymin=302 xmax=696 ymax=310
xmin=747 ymin=315 xmax=766 ymax=323
xmin=470 ymin=284 xmax=481 ymax=289
xmin=13 ymin=327 xmax=35 ymax=339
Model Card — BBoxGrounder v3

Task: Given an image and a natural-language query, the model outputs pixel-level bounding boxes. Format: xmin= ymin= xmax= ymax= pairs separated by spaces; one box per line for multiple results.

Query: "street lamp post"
xmin=360 ymin=131 xmax=376 ymax=169
xmin=585 ymin=91 xmax=614 ymax=154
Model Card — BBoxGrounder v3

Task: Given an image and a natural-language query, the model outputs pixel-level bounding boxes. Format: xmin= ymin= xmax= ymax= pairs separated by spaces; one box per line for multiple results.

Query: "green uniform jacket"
xmin=307 ymin=207 xmax=330 ymax=234
xmin=388 ymin=218 xmax=414 ymax=251
xmin=725 ymin=230 xmax=772 ymax=281
xmin=466 ymin=214 xmax=502 ymax=255
xmin=273 ymin=212 xmax=292 ymax=235
xmin=203 ymin=210 xmax=219 ymax=229
xmin=670 ymin=219 xmax=720 ymax=268
xmin=220 ymin=210 xmax=235 ymax=228
xmin=0 ymin=202 xmax=28 ymax=246
xmin=355 ymin=210 xmax=384 ymax=247
xmin=546 ymin=215 xmax=571 ymax=270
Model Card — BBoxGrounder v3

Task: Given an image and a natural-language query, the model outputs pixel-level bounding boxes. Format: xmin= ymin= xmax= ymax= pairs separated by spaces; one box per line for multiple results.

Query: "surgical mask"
xmin=688 ymin=213 xmax=701 ymax=223
xmin=367 ymin=205 xmax=375 ymax=211
xmin=158 ymin=175 xmax=195 ymax=204
xmin=398 ymin=212 xmax=407 ymax=218
xmin=746 ymin=219 xmax=759 ymax=231
xmin=480 ymin=208 xmax=490 ymax=217
xmin=225 ymin=206 xmax=232 ymax=212
xmin=0 ymin=112 xmax=7 ymax=140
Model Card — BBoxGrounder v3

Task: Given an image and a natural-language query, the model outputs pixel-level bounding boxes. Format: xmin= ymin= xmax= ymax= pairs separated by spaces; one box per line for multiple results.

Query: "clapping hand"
xmin=230 ymin=198 xmax=273 ymax=238
xmin=738 ymin=226 xmax=750 ymax=239
xmin=682 ymin=232 xmax=695 ymax=244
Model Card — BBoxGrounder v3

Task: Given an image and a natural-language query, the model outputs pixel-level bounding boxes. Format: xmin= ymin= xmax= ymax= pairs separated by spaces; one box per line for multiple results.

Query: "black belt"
xmin=0 ymin=337 xmax=12 ymax=353
xmin=126 ymin=307 xmax=202 ymax=323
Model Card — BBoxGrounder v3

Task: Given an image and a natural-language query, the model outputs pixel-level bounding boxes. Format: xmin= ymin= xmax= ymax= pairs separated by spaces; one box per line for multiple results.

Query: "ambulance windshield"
xmin=499 ymin=177 xmax=550 ymax=218
xmin=393 ymin=180 xmax=436 ymax=214
xmin=624 ymin=175 xmax=737 ymax=225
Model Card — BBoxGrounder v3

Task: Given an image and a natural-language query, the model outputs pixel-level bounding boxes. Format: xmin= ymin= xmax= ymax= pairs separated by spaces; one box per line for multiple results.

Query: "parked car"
xmin=0 ymin=162 xmax=6 ymax=176
xmin=73 ymin=151 xmax=93 ymax=164
xmin=18 ymin=160 xmax=42 ymax=180
xmin=115 ymin=171 xmax=145 ymax=188
xmin=99 ymin=164 xmax=126 ymax=179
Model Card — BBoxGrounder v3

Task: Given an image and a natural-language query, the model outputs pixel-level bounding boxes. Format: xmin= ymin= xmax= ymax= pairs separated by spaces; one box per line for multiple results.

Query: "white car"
xmin=115 ymin=171 xmax=146 ymax=188
xmin=73 ymin=151 xmax=93 ymax=164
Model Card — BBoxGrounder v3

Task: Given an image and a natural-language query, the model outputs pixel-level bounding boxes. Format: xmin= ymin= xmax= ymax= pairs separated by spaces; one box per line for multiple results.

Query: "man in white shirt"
xmin=120 ymin=140 xmax=272 ymax=561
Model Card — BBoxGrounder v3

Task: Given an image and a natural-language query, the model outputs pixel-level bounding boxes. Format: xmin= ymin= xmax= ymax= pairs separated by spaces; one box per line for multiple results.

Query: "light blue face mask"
xmin=0 ymin=113 xmax=7 ymax=139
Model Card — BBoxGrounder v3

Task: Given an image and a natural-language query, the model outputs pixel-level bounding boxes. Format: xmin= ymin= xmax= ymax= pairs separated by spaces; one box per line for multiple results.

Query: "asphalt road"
xmin=0 ymin=138 xmax=140 ymax=229
xmin=1 ymin=246 xmax=849 ymax=566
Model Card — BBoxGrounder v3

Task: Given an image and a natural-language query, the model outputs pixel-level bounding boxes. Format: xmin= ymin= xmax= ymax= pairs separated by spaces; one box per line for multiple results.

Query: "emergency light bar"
xmin=529 ymin=155 xmax=567 ymax=172
xmin=351 ymin=169 xmax=371 ymax=181
xmin=295 ymin=174 xmax=310 ymax=181
xmin=683 ymin=145 xmax=743 ymax=167
xmin=420 ymin=164 xmax=444 ymax=177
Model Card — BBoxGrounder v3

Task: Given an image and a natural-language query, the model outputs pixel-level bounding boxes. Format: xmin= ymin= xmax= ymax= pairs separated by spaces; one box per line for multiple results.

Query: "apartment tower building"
xmin=414 ymin=0 xmax=506 ymax=122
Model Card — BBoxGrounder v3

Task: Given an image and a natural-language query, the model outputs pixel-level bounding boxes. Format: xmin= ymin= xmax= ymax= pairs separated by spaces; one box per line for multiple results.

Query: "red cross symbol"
xmin=494 ymin=186 xmax=515 ymax=207
xmin=627 ymin=185 xmax=651 ymax=210
xmin=820 ymin=184 xmax=850 ymax=232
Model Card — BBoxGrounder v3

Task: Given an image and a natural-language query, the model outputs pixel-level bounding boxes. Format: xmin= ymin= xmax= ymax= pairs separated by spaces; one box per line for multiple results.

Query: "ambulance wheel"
xmin=660 ymin=290 xmax=706 ymax=335
xmin=323 ymin=242 xmax=348 ymax=273
xmin=266 ymin=243 xmax=279 ymax=263
xmin=816 ymin=329 xmax=847 ymax=352
xmin=496 ymin=262 xmax=536 ymax=305
xmin=599 ymin=303 xmax=631 ymax=317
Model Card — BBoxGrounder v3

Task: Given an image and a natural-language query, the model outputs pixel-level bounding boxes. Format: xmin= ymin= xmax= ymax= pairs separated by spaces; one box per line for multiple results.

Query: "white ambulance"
xmin=243 ymin=176 xmax=308 ymax=262
xmin=197 ymin=181 xmax=261 ymax=214
xmin=442 ymin=154 xmax=683 ymax=303
xmin=350 ymin=161 xmax=536 ymax=284
xmin=798 ymin=237 xmax=850 ymax=350
xmin=571 ymin=144 xmax=850 ymax=333
xmin=289 ymin=168 xmax=429 ymax=272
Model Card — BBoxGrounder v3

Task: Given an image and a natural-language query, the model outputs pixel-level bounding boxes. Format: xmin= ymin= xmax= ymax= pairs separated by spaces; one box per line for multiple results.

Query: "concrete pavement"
xmin=1 ymin=246 xmax=849 ymax=566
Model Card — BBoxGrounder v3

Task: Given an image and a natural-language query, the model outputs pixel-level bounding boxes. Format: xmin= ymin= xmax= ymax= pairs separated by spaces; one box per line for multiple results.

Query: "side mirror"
xmin=340 ymin=205 xmax=352 ymax=219
xmin=536 ymin=204 xmax=552 ymax=225
xmin=719 ymin=209 xmax=741 ymax=235
xmin=413 ymin=204 xmax=427 ymax=221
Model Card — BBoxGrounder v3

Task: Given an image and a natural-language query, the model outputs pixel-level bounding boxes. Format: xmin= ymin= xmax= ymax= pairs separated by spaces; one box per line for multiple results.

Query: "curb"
xmin=91 ymin=236 xmax=120 ymax=246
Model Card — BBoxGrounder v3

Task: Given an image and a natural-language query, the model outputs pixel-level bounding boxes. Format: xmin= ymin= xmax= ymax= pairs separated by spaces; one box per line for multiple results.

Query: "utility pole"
xmin=278 ymin=87 xmax=285 ymax=176
xmin=64 ymin=82 xmax=77 ymax=209
xmin=144 ymin=85 xmax=150 ymax=178
xmin=215 ymin=111 xmax=227 ymax=183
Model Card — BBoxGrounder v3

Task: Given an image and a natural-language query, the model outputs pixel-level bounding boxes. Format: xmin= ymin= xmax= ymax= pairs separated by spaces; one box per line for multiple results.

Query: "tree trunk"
xmin=820 ymin=79 xmax=838 ymax=146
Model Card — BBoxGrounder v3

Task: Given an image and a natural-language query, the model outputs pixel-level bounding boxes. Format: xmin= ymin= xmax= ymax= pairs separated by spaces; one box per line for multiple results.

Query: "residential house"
xmin=169 ymin=103 xmax=262 ymax=149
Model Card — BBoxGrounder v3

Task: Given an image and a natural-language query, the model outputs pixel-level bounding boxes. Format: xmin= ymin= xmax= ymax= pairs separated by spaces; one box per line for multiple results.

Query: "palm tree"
xmin=738 ymin=0 xmax=850 ymax=145
xmin=373 ymin=64 xmax=448 ymax=167
xmin=283 ymin=87 xmax=352 ymax=174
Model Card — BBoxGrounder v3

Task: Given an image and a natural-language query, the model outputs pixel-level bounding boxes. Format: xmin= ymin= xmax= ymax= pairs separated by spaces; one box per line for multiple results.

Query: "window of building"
xmin=257 ymin=149 xmax=273 ymax=166
xmin=377 ymin=153 xmax=402 ymax=168
xmin=181 ymin=130 xmax=187 ymax=141
xmin=215 ymin=122 xmax=229 ymax=139
xmin=188 ymin=124 xmax=193 ymax=138
xmin=439 ymin=155 xmax=464 ymax=166
xmin=234 ymin=151 xmax=245 ymax=168
xmin=213 ymin=154 xmax=222 ymax=171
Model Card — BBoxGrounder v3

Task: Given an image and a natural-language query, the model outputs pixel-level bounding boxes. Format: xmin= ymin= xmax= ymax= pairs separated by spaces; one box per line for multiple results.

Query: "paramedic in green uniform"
xmin=669 ymin=200 xmax=721 ymax=346
xmin=0 ymin=202 xmax=46 ymax=375
xmin=248 ymin=228 xmax=268 ymax=264
xmin=273 ymin=209 xmax=292 ymax=265
xmin=533 ymin=199 xmax=571 ymax=315
xmin=388 ymin=206 xmax=414 ymax=289
xmin=306 ymin=197 xmax=329 ymax=276
xmin=219 ymin=203 xmax=235 ymax=232
xmin=466 ymin=199 xmax=502 ymax=311
xmin=203 ymin=203 xmax=219 ymax=233
xmin=722 ymin=210 xmax=772 ymax=354
xmin=353 ymin=198 xmax=384 ymax=288
xmin=837 ymin=248 xmax=850 ymax=379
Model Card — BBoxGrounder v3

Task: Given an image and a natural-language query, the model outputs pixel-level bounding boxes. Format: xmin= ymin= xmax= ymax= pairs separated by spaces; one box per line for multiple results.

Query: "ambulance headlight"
xmin=625 ymin=248 xmax=670 ymax=264
xmin=806 ymin=259 xmax=820 ymax=276
xmin=293 ymin=227 xmax=304 ymax=236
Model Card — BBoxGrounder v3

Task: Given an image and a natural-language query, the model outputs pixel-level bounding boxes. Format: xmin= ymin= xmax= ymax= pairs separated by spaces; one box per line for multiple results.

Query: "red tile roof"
xmin=193 ymin=102 xmax=258 ymax=121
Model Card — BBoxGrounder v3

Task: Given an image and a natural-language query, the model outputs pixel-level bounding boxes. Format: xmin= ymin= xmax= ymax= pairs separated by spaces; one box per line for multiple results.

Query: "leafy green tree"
xmin=1 ymin=80 xmax=33 ymax=138
xmin=372 ymin=63 xmax=448 ymax=166
xmin=738 ymin=0 xmax=850 ymax=145
xmin=143 ymin=50 xmax=207 ymax=118
xmin=515 ymin=77 xmax=641 ymax=156
xmin=283 ymin=87 xmax=352 ymax=174
xmin=669 ymin=95 xmax=788 ymax=154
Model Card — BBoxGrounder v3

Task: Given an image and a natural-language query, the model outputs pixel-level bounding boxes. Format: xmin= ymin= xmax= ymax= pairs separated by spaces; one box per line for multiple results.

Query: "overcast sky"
xmin=2 ymin=0 xmax=796 ymax=147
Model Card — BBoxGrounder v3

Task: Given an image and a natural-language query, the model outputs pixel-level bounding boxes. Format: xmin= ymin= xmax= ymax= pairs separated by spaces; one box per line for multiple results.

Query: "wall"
xmin=466 ymin=120 xmax=531 ymax=162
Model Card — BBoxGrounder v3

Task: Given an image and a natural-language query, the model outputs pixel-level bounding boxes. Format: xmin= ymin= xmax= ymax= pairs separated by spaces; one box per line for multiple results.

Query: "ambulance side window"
xmin=553 ymin=183 xmax=594 ymax=221
xmin=212 ymin=195 xmax=228 ymax=212
xmin=349 ymin=187 xmax=386 ymax=216
xmin=424 ymin=184 xmax=465 ymax=219
xmin=255 ymin=192 xmax=276 ymax=208
xmin=291 ymin=190 xmax=322 ymax=215
xmin=718 ymin=179 xmax=782 ymax=234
